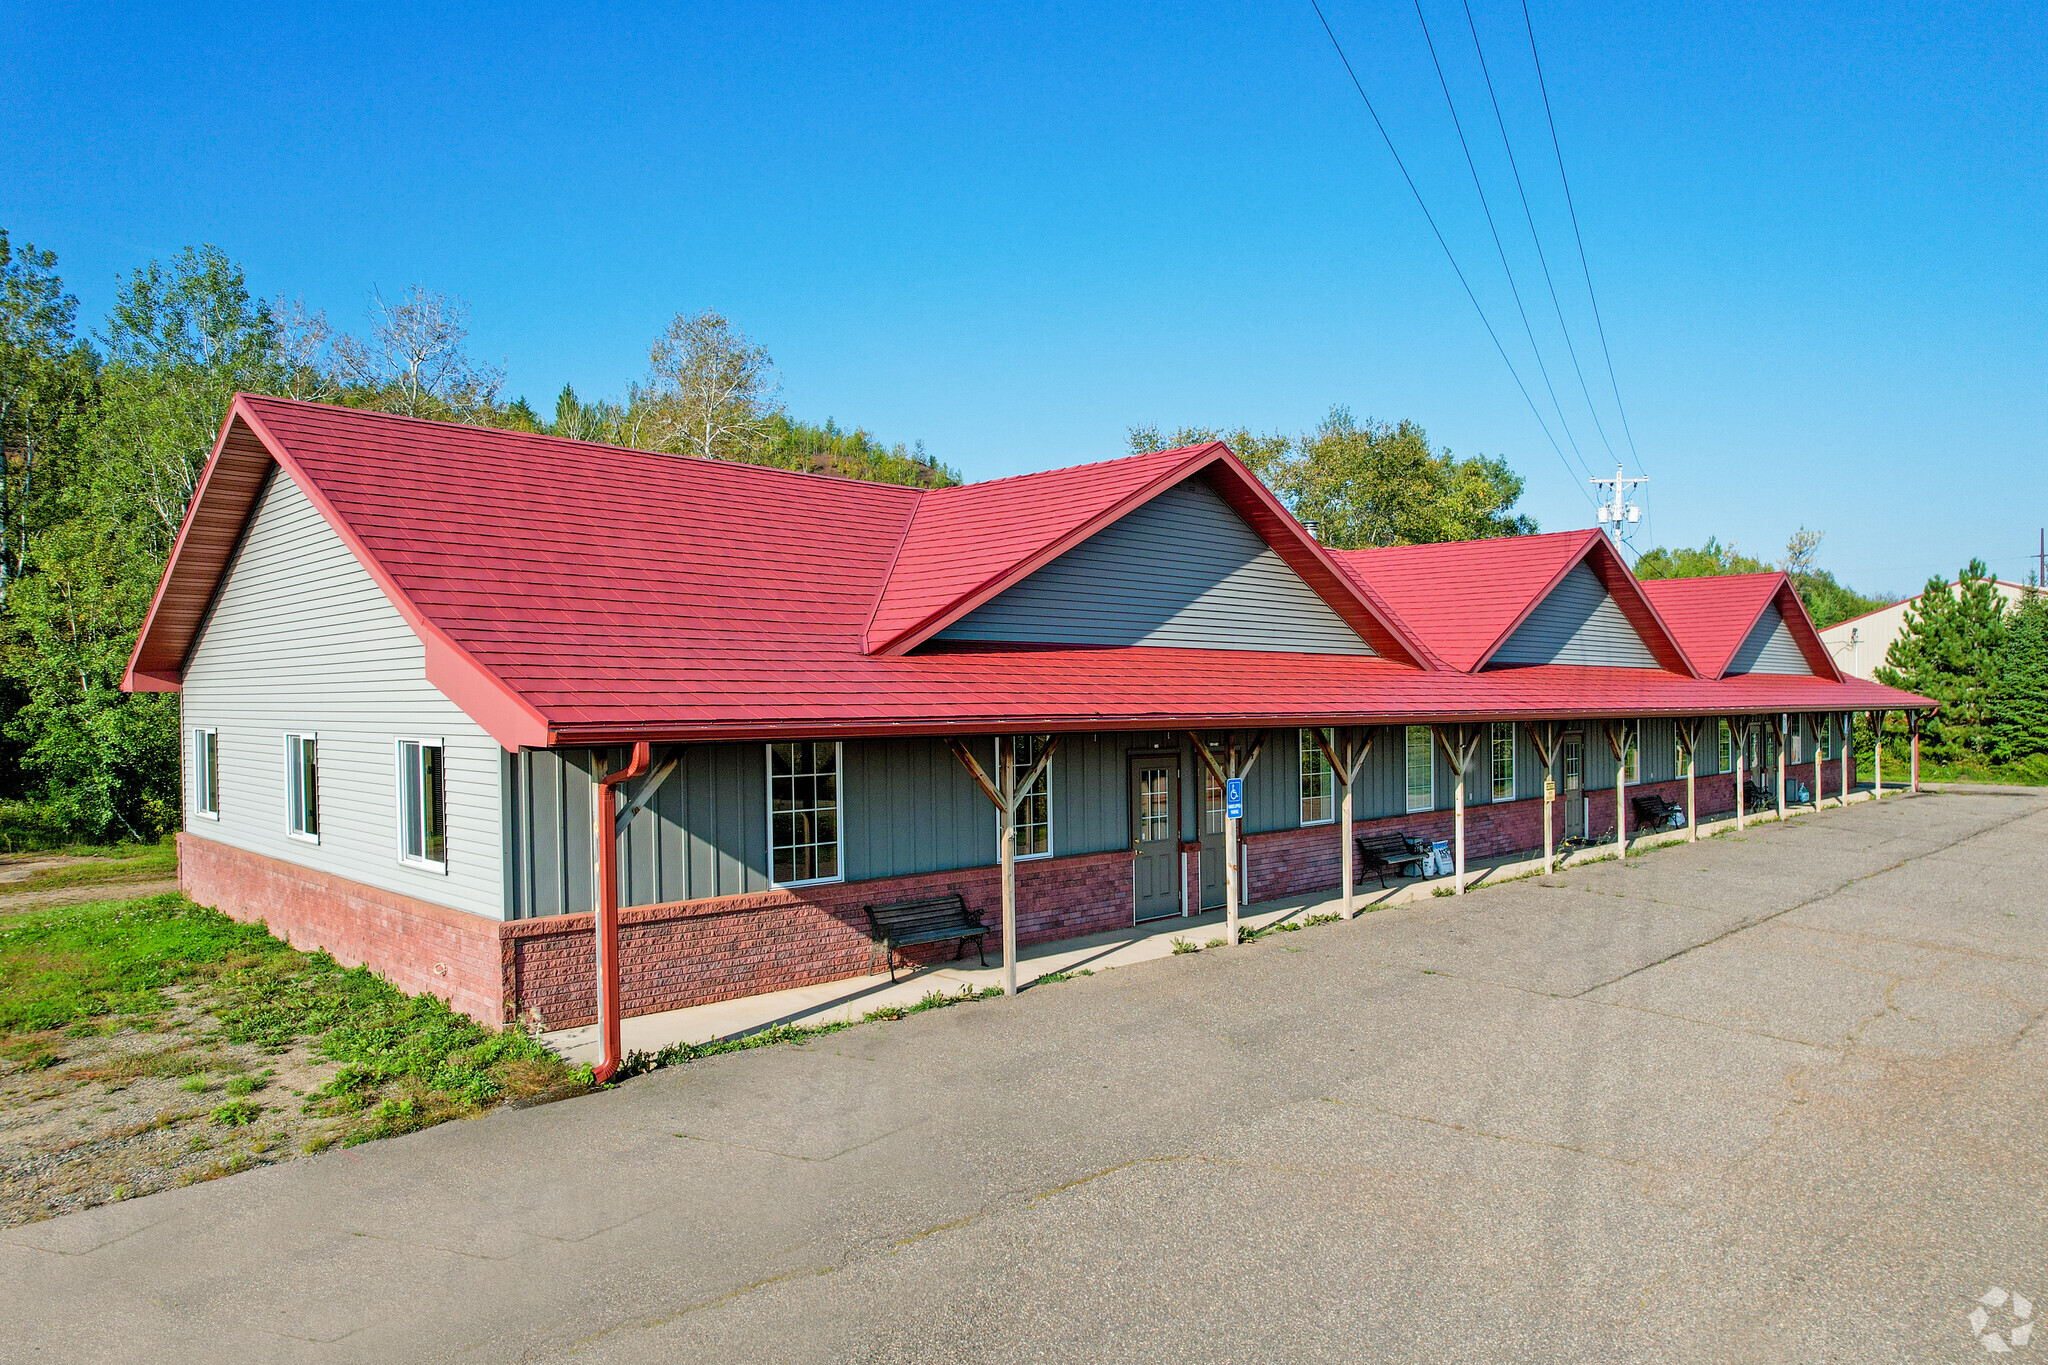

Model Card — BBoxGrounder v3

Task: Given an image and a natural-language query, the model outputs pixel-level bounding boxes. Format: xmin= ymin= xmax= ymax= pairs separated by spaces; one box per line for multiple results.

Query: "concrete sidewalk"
xmin=10 ymin=783 xmax=2034 ymax=1365
xmin=547 ymin=786 xmax=1891 ymax=1063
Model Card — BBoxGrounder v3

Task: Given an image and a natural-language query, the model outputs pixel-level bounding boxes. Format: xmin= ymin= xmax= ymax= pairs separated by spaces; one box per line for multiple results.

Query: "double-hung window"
xmin=1490 ymin=722 xmax=1515 ymax=801
xmin=769 ymin=741 xmax=842 ymax=886
xmin=1405 ymin=725 xmax=1434 ymax=813
xmin=1299 ymin=729 xmax=1334 ymax=825
xmin=397 ymin=739 xmax=447 ymax=870
xmin=1718 ymin=719 xmax=1732 ymax=772
xmin=1204 ymin=768 xmax=1225 ymax=835
xmin=192 ymin=728 xmax=220 ymax=819
xmin=1820 ymin=715 xmax=1835 ymax=760
xmin=1006 ymin=735 xmax=1052 ymax=858
xmin=285 ymin=733 xmax=319 ymax=841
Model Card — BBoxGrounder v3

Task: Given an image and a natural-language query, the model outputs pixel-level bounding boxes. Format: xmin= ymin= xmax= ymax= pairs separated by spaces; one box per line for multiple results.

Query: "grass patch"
xmin=3 ymin=839 xmax=179 ymax=891
xmin=1 ymin=891 xmax=585 ymax=1148
xmin=1171 ymin=936 xmax=1200 ymax=954
xmin=1034 ymin=971 xmax=1074 ymax=984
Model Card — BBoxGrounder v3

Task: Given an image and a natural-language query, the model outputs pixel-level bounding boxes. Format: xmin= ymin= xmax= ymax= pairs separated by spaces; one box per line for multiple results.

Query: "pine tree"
xmin=1991 ymin=588 xmax=2048 ymax=761
xmin=1877 ymin=559 xmax=2008 ymax=760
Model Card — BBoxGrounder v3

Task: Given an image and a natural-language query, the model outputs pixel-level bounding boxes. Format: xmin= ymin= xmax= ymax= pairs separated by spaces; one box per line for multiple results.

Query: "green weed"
xmin=1171 ymin=937 xmax=1200 ymax=954
xmin=209 ymin=1099 xmax=260 ymax=1127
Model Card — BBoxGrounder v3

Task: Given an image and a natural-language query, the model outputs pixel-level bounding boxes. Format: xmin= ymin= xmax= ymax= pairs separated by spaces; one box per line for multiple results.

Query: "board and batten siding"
xmin=1490 ymin=562 xmax=1661 ymax=669
xmin=513 ymin=735 xmax=1147 ymax=919
xmin=180 ymin=468 xmax=507 ymax=920
xmin=934 ymin=478 xmax=1373 ymax=655
xmin=1727 ymin=604 xmax=1813 ymax=675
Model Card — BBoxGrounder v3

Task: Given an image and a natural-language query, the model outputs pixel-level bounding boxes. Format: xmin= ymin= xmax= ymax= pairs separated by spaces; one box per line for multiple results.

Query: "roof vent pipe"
xmin=1301 ymin=520 xmax=1321 ymax=543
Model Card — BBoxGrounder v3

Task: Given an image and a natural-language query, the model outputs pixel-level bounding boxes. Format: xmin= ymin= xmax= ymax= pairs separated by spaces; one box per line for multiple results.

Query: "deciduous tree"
xmin=634 ymin=310 xmax=779 ymax=462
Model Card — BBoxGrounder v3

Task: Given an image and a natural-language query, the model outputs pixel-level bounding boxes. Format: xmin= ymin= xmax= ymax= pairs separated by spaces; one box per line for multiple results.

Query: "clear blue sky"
xmin=6 ymin=1 xmax=2042 ymax=594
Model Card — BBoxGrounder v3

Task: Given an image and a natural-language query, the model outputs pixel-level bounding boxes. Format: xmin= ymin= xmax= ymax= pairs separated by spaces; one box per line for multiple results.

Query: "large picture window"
xmin=1405 ymin=725 xmax=1434 ymax=813
xmin=192 ymin=728 xmax=219 ymax=819
xmin=1299 ymin=729 xmax=1334 ymax=825
xmin=769 ymin=741 xmax=842 ymax=886
xmin=1490 ymin=722 xmax=1515 ymax=801
xmin=285 ymin=733 xmax=319 ymax=841
xmin=1005 ymin=735 xmax=1052 ymax=859
xmin=397 ymin=739 xmax=446 ymax=870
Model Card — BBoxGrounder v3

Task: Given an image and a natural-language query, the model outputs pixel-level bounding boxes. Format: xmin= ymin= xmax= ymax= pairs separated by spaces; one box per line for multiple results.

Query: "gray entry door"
xmin=1562 ymin=736 xmax=1585 ymax=840
xmin=1131 ymin=755 xmax=1182 ymax=922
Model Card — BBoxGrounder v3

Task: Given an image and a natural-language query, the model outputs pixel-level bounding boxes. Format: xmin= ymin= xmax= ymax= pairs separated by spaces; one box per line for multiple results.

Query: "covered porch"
xmin=545 ymin=780 xmax=1904 ymax=1064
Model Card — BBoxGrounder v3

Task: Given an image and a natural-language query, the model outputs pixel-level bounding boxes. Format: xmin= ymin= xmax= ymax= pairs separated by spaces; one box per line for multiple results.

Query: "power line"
xmin=1410 ymin=0 xmax=1595 ymax=484
xmin=1520 ymin=0 xmax=1644 ymax=476
xmin=1459 ymin=0 xmax=1619 ymax=469
xmin=1306 ymin=0 xmax=1598 ymax=511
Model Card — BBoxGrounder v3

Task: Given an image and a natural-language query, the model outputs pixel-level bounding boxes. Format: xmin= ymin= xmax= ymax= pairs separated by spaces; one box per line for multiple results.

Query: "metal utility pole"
xmin=1590 ymin=464 xmax=1647 ymax=545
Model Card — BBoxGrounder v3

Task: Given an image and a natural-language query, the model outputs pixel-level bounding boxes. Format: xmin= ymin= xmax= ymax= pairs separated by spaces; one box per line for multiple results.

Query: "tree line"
xmin=1876 ymin=563 xmax=2047 ymax=772
xmin=0 ymin=232 xmax=955 ymax=846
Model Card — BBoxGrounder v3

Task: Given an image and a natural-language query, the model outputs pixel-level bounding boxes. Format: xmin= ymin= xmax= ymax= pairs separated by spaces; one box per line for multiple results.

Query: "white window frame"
xmin=1789 ymin=714 xmax=1803 ymax=764
xmin=192 ymin=727 xmax=220 ymax=820
xmin=767 ymin=740 xmax=845 ymax=888
xmin=1490 ymin=721 xmax=1515 ymax=801
xmin=1299 ymin=728 xmax=1335 ymax=826
xmin=1203 ymin=766 xmax=1226 ymax=835
xmin=996 ymin=735 xmax=1053 ymax=860
xmin=395 ymin=737 xmax=448 ymax=873
xmin=1405 ymin=725 xmax=1434 ymax=813
xmin=1623 ymin=721 xmax=1641 ymax=785
xmin=284 ymin=732 xmax=320 ymax=844
xmin=1718 ymin=719 xmax=1732 ymax=773
xmin=1820 ymin=715 xmax=1836 ymax=761
xmin=1674 ymin=726 xmax=1690 ymax=778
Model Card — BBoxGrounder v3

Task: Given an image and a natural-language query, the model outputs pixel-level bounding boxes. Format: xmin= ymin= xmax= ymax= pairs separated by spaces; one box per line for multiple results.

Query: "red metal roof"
xmin=125 ymin=396 xmax=1924 ymax=747
xmin=1639 ymin=573 xmax=1841 ymax=681
xmin=1329 ymin=530 xmax=1696 ymax=675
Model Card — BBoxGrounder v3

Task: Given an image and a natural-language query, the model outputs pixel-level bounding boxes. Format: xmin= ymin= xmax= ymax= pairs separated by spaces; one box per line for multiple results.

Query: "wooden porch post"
xmin=1604 ymin=720 xmax=1630 ymax=859
xmin=996 ymin=738 xmax=1017 ymax=995
xmin=1732 ymin=718 xmax=1747 ymax=832
xmin=1525 ymin=722 xmax=1559 ymax=875
xmin=1910 ymin=711 xmax=1921 ymax=791
xmin=1432 ymin=725 xmax=1481 ymax=894
xmin=947 ymin=735 xmax=1061 ymax=998
xmin=1810 ymin=713 xmax=1825 ymax=812
xmin=1870 ymin=709 xmax=1885 ymax=800
xmin=1677 ymin=719 xmax=1698 ymax=842
xmin=1310 ymin=727 xmax=1373 ymax=919
xmin=1774 ymin=714 xmax=1788 ymax=821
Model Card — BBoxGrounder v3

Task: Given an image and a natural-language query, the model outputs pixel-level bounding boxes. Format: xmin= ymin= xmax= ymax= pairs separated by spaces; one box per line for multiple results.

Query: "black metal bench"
xmin=1743 ymin=778 xmax=1771 ymax=812
xmin=1630 ymin=793 xmax=1685 ymax=831
xmin=1354 ymin=833 xmax=1430 ymax=889
xmin=865 ymin=894 xmax=989 ymax=981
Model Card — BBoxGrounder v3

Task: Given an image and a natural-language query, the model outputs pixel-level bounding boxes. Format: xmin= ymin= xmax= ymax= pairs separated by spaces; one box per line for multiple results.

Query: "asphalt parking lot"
xmin=6 ymin=788 xmax=2046 ymax=1364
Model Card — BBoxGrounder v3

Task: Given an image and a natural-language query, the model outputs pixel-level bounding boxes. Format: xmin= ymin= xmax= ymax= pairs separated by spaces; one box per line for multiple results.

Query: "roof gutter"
xmin=589 ymin=741 xmax=652 ymax=1085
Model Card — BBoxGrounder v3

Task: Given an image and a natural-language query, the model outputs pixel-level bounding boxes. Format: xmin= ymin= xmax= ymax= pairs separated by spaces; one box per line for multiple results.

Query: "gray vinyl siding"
xmin=1727 ymin=604 xmax=1813 ymax=675
xmin=934 ymin=479 xmax=1373 ymax=656
xmin=1490 ymin=562 xmax=1662 ymax=669
xmin=180 ymin=468 xmax=506 ymax=920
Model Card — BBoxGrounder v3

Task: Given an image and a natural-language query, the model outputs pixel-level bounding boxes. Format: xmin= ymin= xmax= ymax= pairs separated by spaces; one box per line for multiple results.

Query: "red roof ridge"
xmin=231 ymin=392 xmax=935 ymax=499
xmin=919 ymin=440 xmax=1228 ymax=498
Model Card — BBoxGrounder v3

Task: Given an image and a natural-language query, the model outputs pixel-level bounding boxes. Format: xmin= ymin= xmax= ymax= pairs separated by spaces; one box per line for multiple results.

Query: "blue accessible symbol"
xmin=1224 ymin=778 xmax=1244 ymax=820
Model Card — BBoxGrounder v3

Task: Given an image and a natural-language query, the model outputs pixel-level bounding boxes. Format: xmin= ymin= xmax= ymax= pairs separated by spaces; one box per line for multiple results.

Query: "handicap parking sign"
xmin=1224 ymin=778 xmax=1244 ymax=819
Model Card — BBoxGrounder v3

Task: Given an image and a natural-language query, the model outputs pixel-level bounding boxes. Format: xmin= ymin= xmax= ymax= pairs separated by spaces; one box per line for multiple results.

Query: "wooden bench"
xmin=1629 ymin=793 xmax=1685 ymax=832
xmin=1354 ymin=833 xmax=1430 ymax=889
xmin=865 ymin=894 xmax=989 ymax=981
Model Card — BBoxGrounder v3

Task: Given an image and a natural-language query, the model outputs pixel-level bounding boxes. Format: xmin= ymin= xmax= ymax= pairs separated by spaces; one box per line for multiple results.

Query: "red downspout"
xmin=591 ymin=741 xmax=651 ymax=1085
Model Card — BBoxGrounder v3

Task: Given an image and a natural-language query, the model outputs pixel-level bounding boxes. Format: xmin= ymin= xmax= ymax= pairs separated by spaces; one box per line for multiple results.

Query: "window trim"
xmin=1622 ymin=720 xmax=1642 ymax=785
xmin=995 ymin=735 xmax=1054 ymax=861
xmin=192 ymin=727 xmax=220 ymax=820
xmin=766 ymin=740 xmax=846 ymax=888
xmin=1405 ymin=725 xmax=1434 ymax=814
xmin=1717 ymin=719 xmax=1732 ymax=773
xmin=1299 ymin=728 xmax=1335 ymax=826
xmin=395 ymin=737 xmax=449 ymax=873
xmin=284 ymin=731 xmax=320 ymax=844
xmin=1490 ymin=721 xmax=1515 ymax=802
